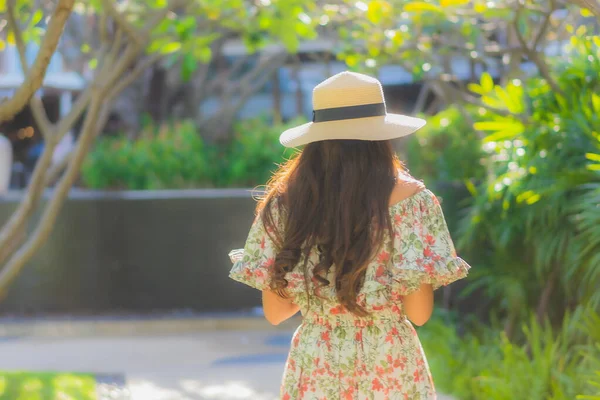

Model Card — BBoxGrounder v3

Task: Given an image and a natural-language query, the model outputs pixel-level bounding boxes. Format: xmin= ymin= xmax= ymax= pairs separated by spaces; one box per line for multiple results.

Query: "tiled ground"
xmin=0 ymin=330 xmax=452 ymax=400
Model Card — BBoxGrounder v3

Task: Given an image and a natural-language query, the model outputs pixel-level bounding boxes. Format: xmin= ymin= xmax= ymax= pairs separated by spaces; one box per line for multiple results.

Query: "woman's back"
xmin=228 ymin=71 xmax=471 ymax=399
xmin=230 ymin=186 xmax=469 ymax=399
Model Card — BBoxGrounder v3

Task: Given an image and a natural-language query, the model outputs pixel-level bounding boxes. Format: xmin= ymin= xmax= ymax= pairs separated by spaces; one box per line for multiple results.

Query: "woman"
xmin=229 ymin=71 xmax=470 ymax=399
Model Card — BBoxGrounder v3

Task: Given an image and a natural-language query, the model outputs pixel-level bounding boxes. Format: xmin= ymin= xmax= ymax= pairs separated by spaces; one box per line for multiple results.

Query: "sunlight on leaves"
xmin=586 ymin=153 xmax=600 ymax=162
xmin=367 ymin=0 xmax=392 ymax=24
xmin=441 ymin=0 xmax=470 ymax=6
xmin=467 ymin=82 xmax=485 ymax=95
xmin=160 ymin=42 xmax=182 ymax=54
xmin=6 ymin=32 xmax=15 ymax=46
xmin=404 ymin=2 xmax=443 ymax=13
xmin=480 ymin=72 xmax=494 ymax=92
xmin=588 ymin=164 xmax=600 ymax=171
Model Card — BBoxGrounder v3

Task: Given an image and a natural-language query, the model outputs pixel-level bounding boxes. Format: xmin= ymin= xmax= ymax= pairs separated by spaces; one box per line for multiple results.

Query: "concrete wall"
xmin=0 ymin=189 xmax=262 ymax=316
xmin=0 ymin=185 xmax=470 ymax=316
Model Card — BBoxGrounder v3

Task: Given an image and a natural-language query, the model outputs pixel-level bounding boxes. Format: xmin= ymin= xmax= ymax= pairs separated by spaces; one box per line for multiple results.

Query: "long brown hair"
xmin=258 ymin=140 xmax=403 ymax=315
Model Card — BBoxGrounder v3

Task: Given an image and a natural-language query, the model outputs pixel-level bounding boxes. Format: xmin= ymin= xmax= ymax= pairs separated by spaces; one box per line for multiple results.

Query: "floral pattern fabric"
xmin=229 ymin=189 xmax=470 ymax=399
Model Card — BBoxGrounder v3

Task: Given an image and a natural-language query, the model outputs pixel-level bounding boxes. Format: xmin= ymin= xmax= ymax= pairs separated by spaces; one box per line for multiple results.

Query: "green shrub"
xmin=82 ymin=120 xmax=213 ymax=190
xmin=405 ymin=106 xmax=486 ymax=186
xmin=213 ymin=117 xmax=302 ymax=188
xmin=82 ymin=117 xmax=305 ymax=190
xmin=420 ymin=309 xmax=600 ymax=400
xmin=458 ymin=34 xmax=600 ymax=327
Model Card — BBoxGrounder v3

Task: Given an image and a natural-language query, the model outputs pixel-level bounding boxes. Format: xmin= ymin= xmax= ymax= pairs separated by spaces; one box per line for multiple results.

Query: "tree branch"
xmin=43 ymin=88 xmax=93 ymax=185
xmin=100 ymin=0 xmax=144 ymax=47
xmin=46 ymin=3 xmax=177 ymax=183
xmin=6 ymin=0 xmax=55 ymax=139
xmin=44 ymin=50 xmax=158 ymax=185
xmin=532 ymin=1 xmax=556 ymax=49
xmin=514 ymin=4 xmax=565 ymax=97
xmin=0 ymin=0 xmax=75 ymax=124
xmin=0 ymin=94 xmax=105 ymax=294
xmin=567 ymin=0 xmax=600 ymax=19
xmin=0 ymin=143 xmax=56 ymax=266
xmin=0 ymin=0 xmax=187 ymax=294
xmin=106 ymin=53 xmax=164 ymax=102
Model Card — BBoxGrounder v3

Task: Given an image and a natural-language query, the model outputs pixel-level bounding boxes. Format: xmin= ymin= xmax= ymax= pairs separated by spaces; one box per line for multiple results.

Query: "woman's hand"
xmin=402 ymin=283 xmax=434 ymax=326
xmin=262 ymin=290 xmax=300 ymax=325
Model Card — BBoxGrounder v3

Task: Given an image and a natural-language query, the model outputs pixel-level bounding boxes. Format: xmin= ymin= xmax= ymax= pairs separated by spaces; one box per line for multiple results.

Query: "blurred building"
xmin=0 ymin=43 xmax=85 ymax=187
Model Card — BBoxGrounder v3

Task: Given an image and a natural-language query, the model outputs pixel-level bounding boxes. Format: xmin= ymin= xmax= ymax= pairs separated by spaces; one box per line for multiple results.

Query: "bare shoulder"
xmin=389 ymin=172 xmax=426 ymax=206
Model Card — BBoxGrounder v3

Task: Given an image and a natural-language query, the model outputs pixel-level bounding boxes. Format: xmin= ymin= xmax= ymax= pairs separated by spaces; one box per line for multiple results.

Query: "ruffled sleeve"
xmin=228 ymin=205 xmax=282 ymax=291
xmin=390 ymin=189 xmax=470 ymax=294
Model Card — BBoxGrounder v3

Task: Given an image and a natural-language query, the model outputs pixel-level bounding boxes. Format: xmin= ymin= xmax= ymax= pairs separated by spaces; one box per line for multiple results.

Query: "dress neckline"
xmin=388 ymin=188 xmax=429 ymax=211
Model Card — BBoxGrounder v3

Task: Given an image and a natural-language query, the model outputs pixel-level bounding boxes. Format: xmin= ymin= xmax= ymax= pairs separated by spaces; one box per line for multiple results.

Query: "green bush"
xmin=420 ymin=309 xmax=600 ymax=400
xmin=213 ymin=117 xmax=301 ymax=188
xmin=412 ymin=34 xmax=600 ymax=400
xmin=405 ymin=106 xmax=486 ymax=186
xmin=459 ymin=34 xmax=600 ymax=327
xmin=82 ymin=117 xmax=304 ymax=190
xmin=82 ymin=120 xmax=212 ymax=190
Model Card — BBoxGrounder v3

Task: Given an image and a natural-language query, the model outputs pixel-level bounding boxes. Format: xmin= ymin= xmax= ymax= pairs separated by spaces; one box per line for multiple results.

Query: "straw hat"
xmin=279 ymin=71 xmax=426 ymax=148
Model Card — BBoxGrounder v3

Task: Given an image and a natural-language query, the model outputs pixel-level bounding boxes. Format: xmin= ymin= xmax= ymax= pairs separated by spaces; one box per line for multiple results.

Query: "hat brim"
xmin=279 ymin=113 xmax=426 ymax=148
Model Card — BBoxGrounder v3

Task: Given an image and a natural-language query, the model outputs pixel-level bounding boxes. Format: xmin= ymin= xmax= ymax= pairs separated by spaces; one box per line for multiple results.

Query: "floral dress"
xmin=229 ymin=189 xmax=470 ymax=400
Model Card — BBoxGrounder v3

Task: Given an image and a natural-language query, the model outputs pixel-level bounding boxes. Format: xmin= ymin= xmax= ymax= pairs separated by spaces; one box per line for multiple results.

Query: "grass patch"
xmin=0 ymin=371 xmax=96 ymax=400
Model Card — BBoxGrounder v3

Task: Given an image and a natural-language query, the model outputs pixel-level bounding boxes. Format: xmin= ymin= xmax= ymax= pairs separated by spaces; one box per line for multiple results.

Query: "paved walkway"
xmin=0 ymin=323 xmax=453 ymax=400
xmin=0 ymin=330 xmax=289 ymax=400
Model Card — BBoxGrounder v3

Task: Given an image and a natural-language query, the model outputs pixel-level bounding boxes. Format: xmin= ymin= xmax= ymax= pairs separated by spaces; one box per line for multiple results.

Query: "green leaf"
xmin=404 ymin=2 xmax=443 ymax=13
xmin=280 ymin=29 xmax=300 ymax=51
xmin=576 ymin=25 xmax=587 ymax=37
xmin=294 ymin=21 xmax=315 ymax=39
xmin=367 ymin=0 xmax=392 ymax=24
xmin=0 ymin=39 xmax=5 ymax=51
xmin=154 ymin=19 xmax=172 ymax=35
xmin=475 ymin=120 xmax=524 ymax=142
xmin=592 ymin=93 xmax=600 ymax=113
xmin=494 ymin=86 xmax=521 ymax=114
xmin=160 ymin=42 xmax=182 ymax=54
xmin=344 ymin=54 xmax=360 ymax=67
xmin=0 ymin=0 xmax=5 ymax=12
xmin=30 ymin=9 xmax=44 ymax=26
xmin=441 ymin=0 xmax=470 ymax=6
xmin=521 ymin=193 xmax=538 ymax=205
xmin=586 ymin=153 xmax=600 ymax=162
xmin=181 ymin=53 xmax=197 ymax=81
xmin=480 ymin=72 xmax=494 ymax=92
xmin=468 ymin=83 xmax=485 ymax=95
xmin=474 ymin=121 xmax=516 ymax=131
xmin=193 ymin=47 xmax=212 ymax=63
xmin=474 ymin=1 xmax=486 ymax=13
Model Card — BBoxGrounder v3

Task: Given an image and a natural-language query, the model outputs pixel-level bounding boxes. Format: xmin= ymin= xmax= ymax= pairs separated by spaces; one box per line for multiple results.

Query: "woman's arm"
xmin=262 ymin=290 xmax=300 ymax=325
xmin=402 ymin=283 xmax=434 ymax=326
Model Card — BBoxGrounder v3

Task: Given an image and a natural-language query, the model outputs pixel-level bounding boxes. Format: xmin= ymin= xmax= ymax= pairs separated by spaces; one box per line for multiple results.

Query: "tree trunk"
xmin=146 ymin=66 xmax=168 ymax=122
xmin=272 ymin=70 xmax=282 ymax=123
xmin=292 ymin=61 xmax=304 ymax=117
xmin=536 ymin=264 xmax=560 ymax=325
xmin=0 ymin=0 xmax=181 ymax=295
xmin=0 ymin=94 xmax=106 ymax=295
xmin=0 ymin=0 xmax=75 ymax=123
